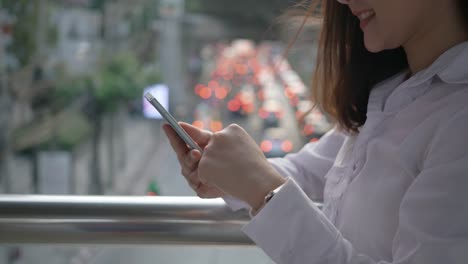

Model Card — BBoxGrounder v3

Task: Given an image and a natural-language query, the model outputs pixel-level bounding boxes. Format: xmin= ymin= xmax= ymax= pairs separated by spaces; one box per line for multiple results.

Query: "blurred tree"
xmin=0 ymin=0 xmax=42 ymax=193
xmin=0 ymin=0 xmax=39 ymax=67
xmin=2 ymin=0 xmax=160 ymax=194
xmin=92 ymin=54 xmax=138 ymax=192
xmin=55 ymin=0 xmax=160 ymax=194
xmin=51 ymin=53 xmax=160 ymax=194
xmin=94 ymin=54 xmax=142 ymax=111
xmin=88 ymin=0 xmax=106 ymax=11
xmin=11 ymin=110 xmax=92 ymax=152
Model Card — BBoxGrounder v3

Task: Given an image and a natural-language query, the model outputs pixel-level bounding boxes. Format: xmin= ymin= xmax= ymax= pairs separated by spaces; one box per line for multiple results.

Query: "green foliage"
xmin=94 ymin=53 xmax=160 ymax=112
xmin=1 ymin=0 xmax=39 ymax=67
xmin=88 ymin=0 xmax=106 ymax=11
xmin=46 ymin=23 xmax=58 ymax=47
xmin=12 ymin=111 xmax=91 ymax=152
xmin=52 ymin=75 xmax=93 ymax=110
xmin=141 ymin=3 xmax=158 ymax=31
xmin=53 ymin=53 xmax=161 ymax=113
xmin=53 ymin=111 xmax=92 ymax=150
xmin=94 ymin=54 xmax=140 ymax=111
xmin=185 ymin=1 xmax=202 ymax=13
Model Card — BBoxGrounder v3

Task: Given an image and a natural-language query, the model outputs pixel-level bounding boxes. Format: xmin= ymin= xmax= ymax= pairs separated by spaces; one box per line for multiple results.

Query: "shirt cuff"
xmin=241 ymin=178 xmax=341 ymax=263
xmin=222 ymin=194 xmax=251 ymax=211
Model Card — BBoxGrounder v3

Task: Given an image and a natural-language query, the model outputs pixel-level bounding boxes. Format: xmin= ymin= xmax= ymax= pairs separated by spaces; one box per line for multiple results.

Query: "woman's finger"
xmin=182 ymin=168 xmax=201 ymax=188
xmin=183 ymin=150 xmax=201 ymax=170
xmin=181 ymin=166 xmax=191 ymax=178
xmin=188 ymin=181 xmax=201 ymax=190
xmin=196 ymin=185 xmax=224 ymax=199
xmin=163 ymin=124 xmax=190 ymax=157
xmin=179 ymin=122 xmax=212 ymax=148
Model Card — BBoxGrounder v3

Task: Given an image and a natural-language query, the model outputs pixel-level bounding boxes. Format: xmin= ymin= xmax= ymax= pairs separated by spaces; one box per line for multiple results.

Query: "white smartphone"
xmin=144 ymin=93 xmax=203 ymax=153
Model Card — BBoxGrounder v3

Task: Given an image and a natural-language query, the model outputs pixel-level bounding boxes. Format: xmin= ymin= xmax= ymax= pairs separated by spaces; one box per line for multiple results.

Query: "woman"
xmin=164 ymin=0 xmax=468 ymax=263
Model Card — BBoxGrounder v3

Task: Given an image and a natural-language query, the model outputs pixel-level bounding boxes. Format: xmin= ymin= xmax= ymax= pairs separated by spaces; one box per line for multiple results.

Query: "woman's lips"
xmin=355 ymin=10 xmax=376 ymax=30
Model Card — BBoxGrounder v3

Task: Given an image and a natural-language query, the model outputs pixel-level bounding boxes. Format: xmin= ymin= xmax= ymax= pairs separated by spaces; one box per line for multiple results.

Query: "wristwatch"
xmin=250 ymin=183 xmax=285 ymax=217
xmin=265 ymin=183 xmax=284 ymax=203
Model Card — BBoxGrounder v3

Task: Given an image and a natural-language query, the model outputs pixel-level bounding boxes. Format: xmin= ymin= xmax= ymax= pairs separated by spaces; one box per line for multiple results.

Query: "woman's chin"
xmin=364 ymin=39 xmax=384 ymax=53
xmin=364 ymin=35 xmax=400 ymax=54
xmin=363 ymin=33 xmax=390 ymax=53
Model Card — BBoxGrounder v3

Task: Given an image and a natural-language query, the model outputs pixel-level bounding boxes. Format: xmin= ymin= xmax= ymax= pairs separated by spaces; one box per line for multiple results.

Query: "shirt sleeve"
xmin=268 ymin=127 xmax=346 ymax=201
xmin=242 ymin=109 xmax=468 ymax=264
xmin=222 ymin=127 xmax=346 ymax=211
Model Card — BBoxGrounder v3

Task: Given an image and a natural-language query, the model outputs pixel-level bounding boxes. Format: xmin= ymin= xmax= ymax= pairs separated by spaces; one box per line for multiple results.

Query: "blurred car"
xmin=260 ymin=128 xmax=294 ymax=158
xmin=300 ymin=109 xmax=333 ymax=142
xmin=192 ymin=103 xmax=224 ymax=132
xmin=259 ymin=99 xmax=284 ymax=128
xmin=278 ymin=65 xmax=309 ymax=106
xmin=295 ymin=100 xmax=313 ymax=119
xmin=227 ymin=85 xmax=255 ymax=117
xmin=231 ymin=39 xmax=256 ymax=58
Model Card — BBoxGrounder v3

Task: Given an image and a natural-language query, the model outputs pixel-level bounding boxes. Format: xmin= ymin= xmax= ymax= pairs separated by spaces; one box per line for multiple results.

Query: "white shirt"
xmin=224 ymin=41 xmax=468 ymax=263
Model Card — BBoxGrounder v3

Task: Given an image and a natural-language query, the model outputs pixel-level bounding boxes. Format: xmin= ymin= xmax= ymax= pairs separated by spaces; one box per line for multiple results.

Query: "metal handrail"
xmin=0 ymin=195 xmax=252 ymax=245
xmin=0 ymin=195 xmax=322 ymax=245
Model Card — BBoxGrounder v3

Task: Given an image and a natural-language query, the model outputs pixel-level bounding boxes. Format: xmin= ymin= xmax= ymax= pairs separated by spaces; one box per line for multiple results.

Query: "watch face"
xmin=265 ymin=192 xmax=275 ymax=203
xmin=265 ymin=183 xmax=284 ymax=203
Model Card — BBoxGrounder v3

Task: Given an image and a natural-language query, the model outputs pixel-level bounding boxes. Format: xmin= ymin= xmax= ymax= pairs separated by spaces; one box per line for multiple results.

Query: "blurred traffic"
xmin=180 ymin=40 xmax=332 ymax=158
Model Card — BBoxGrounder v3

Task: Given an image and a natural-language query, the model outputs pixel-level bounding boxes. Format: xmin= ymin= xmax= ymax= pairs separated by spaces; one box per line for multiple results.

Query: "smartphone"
xmin=144 ymin=93 xmax=203 ymax=153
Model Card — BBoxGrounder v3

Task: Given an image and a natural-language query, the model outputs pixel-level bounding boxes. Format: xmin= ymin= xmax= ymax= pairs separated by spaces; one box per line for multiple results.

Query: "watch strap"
xmin=249 ymin=183 xmax=285 ymax=217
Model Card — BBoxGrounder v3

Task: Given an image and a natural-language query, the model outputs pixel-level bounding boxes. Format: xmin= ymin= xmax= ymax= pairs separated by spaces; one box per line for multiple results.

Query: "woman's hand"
xmin=198 ymin=124 xmax=286 ymax=210
xmin=163 ymin=122 xmax=224 ymax=198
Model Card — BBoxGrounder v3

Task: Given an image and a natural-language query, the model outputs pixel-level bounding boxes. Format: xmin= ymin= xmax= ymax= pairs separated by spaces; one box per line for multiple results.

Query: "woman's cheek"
xmin=362 ymin=18 xmax=386 ymax=52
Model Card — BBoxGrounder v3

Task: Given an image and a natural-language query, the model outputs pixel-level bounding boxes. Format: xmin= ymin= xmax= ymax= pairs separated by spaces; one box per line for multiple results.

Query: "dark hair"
xmin=289 ymin=0 xmax=468 ymax=133
xmin=460 ymin=1 xmax=468 ymax=27
xmin=310 ymin=0 xmax=407 ymax=133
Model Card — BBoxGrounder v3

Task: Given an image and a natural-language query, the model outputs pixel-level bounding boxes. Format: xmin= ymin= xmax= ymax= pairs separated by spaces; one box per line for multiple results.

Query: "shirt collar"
xmin=404 ymin=40 xmax=468 ymax=87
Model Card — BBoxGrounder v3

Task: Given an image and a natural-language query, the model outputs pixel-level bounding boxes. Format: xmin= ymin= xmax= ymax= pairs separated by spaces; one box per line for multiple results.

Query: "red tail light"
xmin=194 ymin=84 xmax=205 ymax=95
xmin=281 ymin=140 xmax=293 ymax=152
xmin=260 ymin=140 xmax=273 ymax=153
xmin=259 ymin=108 xmax=269 ymax=119
xmin=210 ymin=121 xmax=223 ymax=132
xmin=242 ymin=103 xmax=254 ymax=113
xmin=227 ymin=100 xmax=241 ymax=112
xmin=199 ymin=87 xmax=212 ymax=99
xmin=215 ymin=86 xmax=228 ymax=100
xmin=192 ymin=120 xmax=205 ymax=129
xmin=303 ymin=124 xmax=315 ymax=135
xmin=284 ymin=88 xmax=295 ymax=99
xmin=275 ymin=111 xmax=284 ymax=119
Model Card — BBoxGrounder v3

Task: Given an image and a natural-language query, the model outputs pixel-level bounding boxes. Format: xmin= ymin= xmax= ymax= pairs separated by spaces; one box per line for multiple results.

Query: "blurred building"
xmin=51 ymin=6 xmax=102 ymax=75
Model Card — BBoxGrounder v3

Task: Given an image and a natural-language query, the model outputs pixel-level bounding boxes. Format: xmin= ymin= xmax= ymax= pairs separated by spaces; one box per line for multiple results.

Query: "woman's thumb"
xmin=179 ymin=122 xmax=212 ymax=146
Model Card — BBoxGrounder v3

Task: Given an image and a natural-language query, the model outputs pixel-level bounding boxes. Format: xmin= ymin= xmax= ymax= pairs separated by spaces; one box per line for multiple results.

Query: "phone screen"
xmin=144 ymin=93 xmax=203 ymax=153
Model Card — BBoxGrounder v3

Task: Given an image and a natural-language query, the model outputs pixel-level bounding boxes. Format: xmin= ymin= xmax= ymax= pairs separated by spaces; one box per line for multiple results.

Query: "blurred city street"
xmin=0 ymin=0 xmax=329 ymax=263
xmin=1 ymin=40 xmax=315 ymax=264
